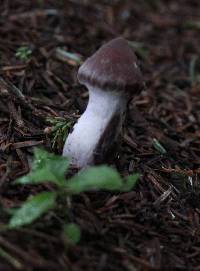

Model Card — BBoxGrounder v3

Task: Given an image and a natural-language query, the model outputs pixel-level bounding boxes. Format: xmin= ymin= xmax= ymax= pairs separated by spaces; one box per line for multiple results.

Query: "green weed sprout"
xmin=16 ymin=46 xmax=32 ymax=61
xmin=8 ymin=148 xmax=140 ymax=244
xmin=46 ymin=117 xmax=72 ymax=150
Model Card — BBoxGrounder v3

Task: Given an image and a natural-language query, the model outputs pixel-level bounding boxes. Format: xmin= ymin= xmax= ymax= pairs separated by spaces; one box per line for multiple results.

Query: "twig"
xmin=161 ymin=166 xmax=200 ymax=176
xmin=0 ymin=77 xmax=46 ymax=121
xmin=8 ymin=101 xmax=24 ymax=128
xmin=0 ymin=247 xmax=24 ymax=270
xmin=8 ymin=9 xmax=59 ymax=21
xmin=154 ymin=187 xmax=173 ymax=206
xmin=0 ymin=236 xmax=58 ymax=268
xmin=12 ymin=140 xmax=44 ymax=149
xmin=0 ymin=77 xmax=25 ymax=101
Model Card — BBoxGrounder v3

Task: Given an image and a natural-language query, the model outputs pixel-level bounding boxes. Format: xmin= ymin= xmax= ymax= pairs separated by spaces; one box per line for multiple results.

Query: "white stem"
xmin=63 ymin=87 xmax=126 ymax=168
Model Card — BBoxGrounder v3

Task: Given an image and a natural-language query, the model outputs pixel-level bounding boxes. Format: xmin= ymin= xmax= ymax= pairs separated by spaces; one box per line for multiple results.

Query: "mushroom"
xmin=63 ymin=37 xmax=144 ymax=168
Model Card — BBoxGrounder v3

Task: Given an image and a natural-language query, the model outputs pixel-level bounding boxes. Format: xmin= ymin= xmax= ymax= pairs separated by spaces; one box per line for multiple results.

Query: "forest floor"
xmin=0 ymin=0 xmax=200 ymax=270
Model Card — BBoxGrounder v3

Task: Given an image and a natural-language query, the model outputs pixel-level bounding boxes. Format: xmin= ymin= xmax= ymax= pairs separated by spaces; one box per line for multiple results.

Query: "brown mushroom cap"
xmin=78 ymin=37 xmax=144 ymax=94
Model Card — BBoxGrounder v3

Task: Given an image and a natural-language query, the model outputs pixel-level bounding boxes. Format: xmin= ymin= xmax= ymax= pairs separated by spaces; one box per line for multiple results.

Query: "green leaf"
xmin=66 ymin=166 xmax=139 ymax=194
xmin=63 ymin=223 xmax=81 ymax=244
xmin=9 ymin=192 xmax=56 ymax=228
xmin=121 ymin=173 xmax=140 ymax=192
xmin=15 ymin=46 xmax=32 ymax=61
xmin=67 ymin=166 xmax=122 ymax=193
xmin=15 ymin=148 xmax=69 ymax=187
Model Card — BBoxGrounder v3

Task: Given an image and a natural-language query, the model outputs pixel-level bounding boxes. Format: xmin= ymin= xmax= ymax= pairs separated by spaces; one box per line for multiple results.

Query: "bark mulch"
xmin=0 ymin=1 xmax=200 ymax=270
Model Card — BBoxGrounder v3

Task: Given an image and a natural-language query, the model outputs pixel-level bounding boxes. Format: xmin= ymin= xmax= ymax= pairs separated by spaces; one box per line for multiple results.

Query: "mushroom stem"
xmin=63 ymin=86 xmax=126 ymax=168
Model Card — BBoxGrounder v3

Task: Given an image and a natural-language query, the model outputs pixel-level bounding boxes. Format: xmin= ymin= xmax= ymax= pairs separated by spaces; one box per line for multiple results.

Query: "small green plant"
xmin=46 ymin=117 xmax=72 ymax=150
xmin=63 ymin=223 xmax=81 ymax=245
xmin=15 ymin=46 xmax=32 ymax=61
xmin=7 ymin=148 xmax=140 ymax=244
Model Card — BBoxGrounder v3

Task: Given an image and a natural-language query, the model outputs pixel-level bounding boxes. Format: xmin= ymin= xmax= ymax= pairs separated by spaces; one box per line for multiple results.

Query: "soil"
xmin=0 ymin=1 xmax=200 ymax=270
